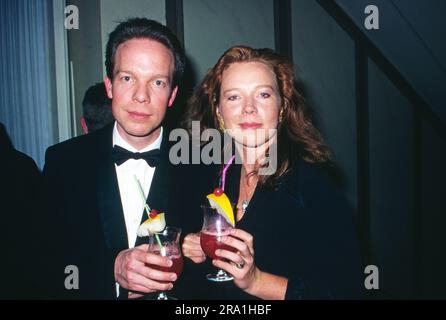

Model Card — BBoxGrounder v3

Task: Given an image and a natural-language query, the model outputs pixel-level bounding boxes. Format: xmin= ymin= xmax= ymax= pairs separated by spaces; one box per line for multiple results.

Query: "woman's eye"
xmin=122 ymin=76 xmax=131 ymax=82
xmin=228 ymin=95 xmax=238 ymax=101
xmin=260 ymin=92 xmax=271 ymax=98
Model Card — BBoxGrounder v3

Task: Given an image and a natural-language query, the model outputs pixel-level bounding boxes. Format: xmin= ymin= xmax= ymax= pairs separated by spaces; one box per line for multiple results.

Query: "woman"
xmin=180 ymin=46 xmax=363 ymax=299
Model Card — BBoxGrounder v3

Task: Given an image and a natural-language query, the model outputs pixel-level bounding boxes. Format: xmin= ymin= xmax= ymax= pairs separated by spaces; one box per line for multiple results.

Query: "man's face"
xmin=105 ymin=38 xmax=178 ymax=149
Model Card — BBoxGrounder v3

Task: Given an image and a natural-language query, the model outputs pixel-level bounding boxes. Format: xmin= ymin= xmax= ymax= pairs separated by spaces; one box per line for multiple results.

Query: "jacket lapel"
xmin=96 ymin=126 xmax=129 ymax=256
xmin=146 ymin=151 xmax=170 ymax=215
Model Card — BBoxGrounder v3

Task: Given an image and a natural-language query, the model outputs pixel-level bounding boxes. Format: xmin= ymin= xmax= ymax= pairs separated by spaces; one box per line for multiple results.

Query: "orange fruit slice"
xmin=137 ymin=213 xmax=166 ymax=236
xmin=207 ymin=192 xmax=235 ymax=227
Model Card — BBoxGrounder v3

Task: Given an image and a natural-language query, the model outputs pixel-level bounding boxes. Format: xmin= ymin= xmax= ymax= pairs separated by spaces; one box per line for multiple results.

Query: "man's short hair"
xmin=82 ymin=83 xmax=114 ymax=132
xmin=105 ymin=18 xmax=185 ymax=87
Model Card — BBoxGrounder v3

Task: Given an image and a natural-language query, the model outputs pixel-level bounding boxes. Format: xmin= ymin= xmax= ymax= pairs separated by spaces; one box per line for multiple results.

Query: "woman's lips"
xmin=239 ymin=122 xmax=262 ymax=129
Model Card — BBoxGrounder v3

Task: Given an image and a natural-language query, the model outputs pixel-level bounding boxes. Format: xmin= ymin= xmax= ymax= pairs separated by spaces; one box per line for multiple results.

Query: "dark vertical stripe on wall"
xmin=413 ymin=106 xmax=422 ymax=297
xmin=317 ymin=0 xmax=446 ymax=141
xmin=273 ymin=0 xmax=292 ymax=60
xmin=166 ymin=0 xmax=184 ymax=46
xmin=316 ymin=0 xmax=446 ymax=298
xmin=355 ymin=44 xmax=371 ymax=271
xmin=314 ymin=0 xmax=373 ymax=276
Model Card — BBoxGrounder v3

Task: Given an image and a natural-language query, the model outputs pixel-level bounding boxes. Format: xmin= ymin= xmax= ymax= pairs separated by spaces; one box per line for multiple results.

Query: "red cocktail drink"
xmin=146 ymin=252 xmax=184 ymax=279
xmin=200 ymin=231 xmax=237 ymax=260
xmin=146 ymin=226 xmax=182 ymax=299
xmin=200 ymin=205 xmax=235 ymax=282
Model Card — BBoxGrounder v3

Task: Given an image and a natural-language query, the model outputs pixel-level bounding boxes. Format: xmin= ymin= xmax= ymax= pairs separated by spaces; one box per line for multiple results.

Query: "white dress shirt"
xmin=112 ymin=122 xmax=163 ymax=249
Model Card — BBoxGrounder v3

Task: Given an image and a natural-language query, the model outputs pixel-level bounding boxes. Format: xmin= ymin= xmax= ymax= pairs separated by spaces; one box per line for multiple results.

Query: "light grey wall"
xmin=67 ymin=0 xmax=103 ymax=136
xmin=291 ymin=0 xmax=357 ymax=210
xmin=183 ymin=0 xmax=275 ymax=83
xmin=368 ymin=58 xmax=416 ymax=298
xmin=100 ymin=0 xmax=166 ymax=75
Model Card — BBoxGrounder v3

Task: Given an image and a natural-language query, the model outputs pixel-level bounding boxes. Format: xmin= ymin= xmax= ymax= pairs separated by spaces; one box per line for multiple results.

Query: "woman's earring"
xmin=279 ymin=108 xmax=284 ymax=123
xmin=217 ymin=111 xmax=225 ymax=132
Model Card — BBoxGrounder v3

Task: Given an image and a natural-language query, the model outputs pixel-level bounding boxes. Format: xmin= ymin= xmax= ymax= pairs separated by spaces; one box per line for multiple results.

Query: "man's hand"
xmin=114 ymin=244 xmax=177 ymax=296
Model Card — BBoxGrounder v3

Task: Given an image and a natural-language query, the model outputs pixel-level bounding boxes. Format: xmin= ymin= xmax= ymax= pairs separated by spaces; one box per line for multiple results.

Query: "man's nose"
xmin=132 ymin=84 xmax=150 ymax=103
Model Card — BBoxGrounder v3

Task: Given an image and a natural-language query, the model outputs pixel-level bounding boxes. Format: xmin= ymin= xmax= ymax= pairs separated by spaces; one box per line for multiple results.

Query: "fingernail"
xmin=168 ymin=260 xmax=173 ymax=266
xmin=169 ymin=284 xmax=174 ymax=290
xmin=171 ymin=274 xmax=177 ymax=281
xmin=215 ymin=249 xmax=221 ymax=256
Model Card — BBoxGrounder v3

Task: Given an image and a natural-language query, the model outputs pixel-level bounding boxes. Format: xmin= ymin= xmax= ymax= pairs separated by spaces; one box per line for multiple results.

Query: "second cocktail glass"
xmin=200 ymin=205 xmax=236 ymax=282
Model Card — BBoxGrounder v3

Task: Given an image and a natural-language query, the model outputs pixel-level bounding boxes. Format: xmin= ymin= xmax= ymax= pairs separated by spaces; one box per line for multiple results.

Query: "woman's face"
xmin=218 ymin=61 xmax=281 ymax=148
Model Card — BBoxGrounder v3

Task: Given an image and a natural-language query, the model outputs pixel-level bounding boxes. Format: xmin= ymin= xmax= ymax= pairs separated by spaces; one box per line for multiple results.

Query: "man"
xmin=42 ymin=18 xmax=185 ymax=299
xmin=0 ymin=123 xmax=43 ymax=299
xmin=80 ymin=82 xmax=114 ymax=134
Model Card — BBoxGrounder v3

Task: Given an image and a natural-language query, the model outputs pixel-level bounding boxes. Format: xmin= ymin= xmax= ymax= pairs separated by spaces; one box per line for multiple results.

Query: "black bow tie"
xmin=112 ymin=145 xmax=161 ymax=167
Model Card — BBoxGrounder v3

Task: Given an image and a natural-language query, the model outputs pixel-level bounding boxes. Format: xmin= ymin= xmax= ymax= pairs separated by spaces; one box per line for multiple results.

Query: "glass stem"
xmin=217 ymin=269 xmax=227 ymax=277
xmin=157 ymin=292 xmax=168 ymax=300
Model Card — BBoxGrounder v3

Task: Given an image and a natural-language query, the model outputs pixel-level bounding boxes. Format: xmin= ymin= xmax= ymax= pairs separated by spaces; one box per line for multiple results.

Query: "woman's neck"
xmin=236 ymin=143 xmax=269 ymax=174
xmin=237 ymin=164 xmax=258 ymax=221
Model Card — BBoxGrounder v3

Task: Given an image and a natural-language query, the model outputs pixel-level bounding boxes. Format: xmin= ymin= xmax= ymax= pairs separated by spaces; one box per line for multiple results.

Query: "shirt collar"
xmin=112 ymin=121 xmax=163 ymax=153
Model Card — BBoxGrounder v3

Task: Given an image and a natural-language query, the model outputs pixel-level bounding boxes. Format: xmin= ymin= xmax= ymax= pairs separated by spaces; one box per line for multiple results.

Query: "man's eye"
xmin=122 ymin=76 xmax=131 ymax=82
xmin=154 ymin=80 xmax=166 ymax=87
xmin=260 ymin=92 xmax=271 ymax=98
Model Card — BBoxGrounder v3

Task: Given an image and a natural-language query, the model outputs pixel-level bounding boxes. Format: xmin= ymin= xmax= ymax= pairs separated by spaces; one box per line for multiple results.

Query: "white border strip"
xmin=52 ymin=0 xmax=72 ymax=142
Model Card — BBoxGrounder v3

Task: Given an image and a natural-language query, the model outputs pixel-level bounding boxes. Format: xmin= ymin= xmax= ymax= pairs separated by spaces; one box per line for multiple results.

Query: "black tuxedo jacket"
xmin=0 ymin=141 xmax=43 ymax=299
xmin=172 ymin=161 xmax=364 ymax=299
xmin=42 ymin=124 xmax=183 ymax=299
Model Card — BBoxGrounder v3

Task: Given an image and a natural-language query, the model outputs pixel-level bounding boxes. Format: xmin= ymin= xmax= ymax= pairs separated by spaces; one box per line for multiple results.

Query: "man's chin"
xmin=120 ymin=123 xmax=162 ymax=139
xmin=129 ymin=128 xmax=160 ymax=138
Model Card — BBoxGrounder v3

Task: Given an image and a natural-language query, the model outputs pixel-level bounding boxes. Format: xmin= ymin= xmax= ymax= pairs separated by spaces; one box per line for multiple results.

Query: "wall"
xmin=368 ymin=58 xmax=416 ymax=298
xmin=420 ymin=118 xmax=446 ymax=298
xmin=291 ymin=0 xmax=357 ymax=210
xmin=183 ymin=0 xmax=274 ymax=82
xmin=67 ymin=0 xmax=103 ymax=136
xmin=100 ymin=0 xmax=166 ymax=72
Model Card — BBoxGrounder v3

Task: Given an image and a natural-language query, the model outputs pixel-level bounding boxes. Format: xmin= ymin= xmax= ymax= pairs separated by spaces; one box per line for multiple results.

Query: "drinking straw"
xmin=134 ymin=175 xmax=151 ymax=215
xmin=133 ymin=175 xmax=163 ymax=248
xmin=221 ymin=155 xmax=236 ymax=191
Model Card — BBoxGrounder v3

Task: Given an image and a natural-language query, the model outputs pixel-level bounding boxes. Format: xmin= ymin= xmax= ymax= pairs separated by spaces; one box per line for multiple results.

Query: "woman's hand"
xmin=213 ymin=228 xmax=261 ymax=295
xmin=182 ymin=232 xmax=206 ymax=263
